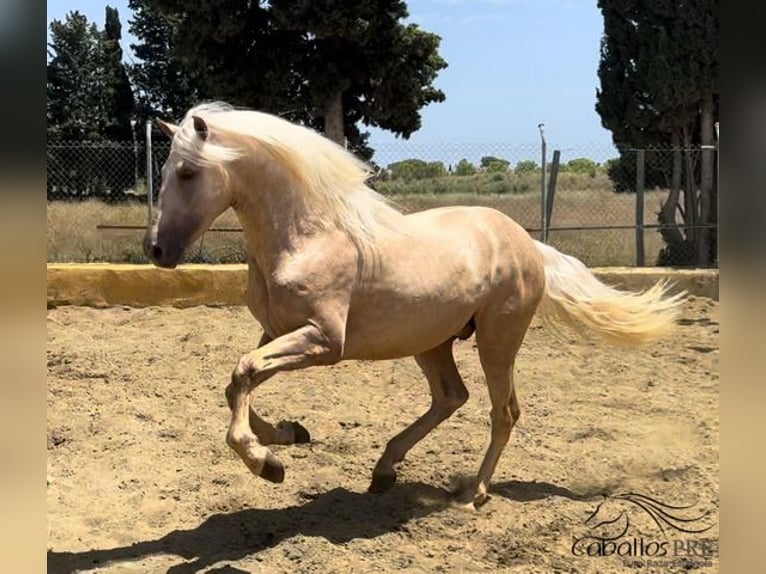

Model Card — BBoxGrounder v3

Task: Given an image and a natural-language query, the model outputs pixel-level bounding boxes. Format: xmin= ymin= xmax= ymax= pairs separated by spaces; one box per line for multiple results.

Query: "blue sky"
xmin=47 ymin=0 xmax=616 ymax=160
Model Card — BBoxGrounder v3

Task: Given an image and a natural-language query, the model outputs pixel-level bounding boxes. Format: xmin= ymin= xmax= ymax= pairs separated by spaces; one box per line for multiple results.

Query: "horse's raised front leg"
xmin=226 ymin=324 xmax=342 ymax=482
xmin=224 ymin=384 xmax=311 ymax=446
xmin=369 ymin=339 xmax=469 ymax=492
xmin=224 ymin=333 xmax=310 ymax=446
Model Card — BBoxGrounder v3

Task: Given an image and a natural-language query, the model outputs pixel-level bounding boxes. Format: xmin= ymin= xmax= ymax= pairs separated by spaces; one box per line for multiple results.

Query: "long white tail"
xmin=534 ymin=241 xmax=685 ymax=345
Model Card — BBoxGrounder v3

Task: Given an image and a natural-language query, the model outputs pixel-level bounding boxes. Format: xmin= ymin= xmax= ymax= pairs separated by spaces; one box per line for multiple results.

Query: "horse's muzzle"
xmin=143 ymin=232 xmax=180 ymax=269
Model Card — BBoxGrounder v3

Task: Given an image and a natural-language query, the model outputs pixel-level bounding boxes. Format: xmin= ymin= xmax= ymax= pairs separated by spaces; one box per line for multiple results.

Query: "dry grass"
xmin=46 ymin=200 xmax=246 ymax=264
xmin=47 ymin=187 xmax=668 ymax=266
xmin=392 ymin=188 xmax=669 ymax=266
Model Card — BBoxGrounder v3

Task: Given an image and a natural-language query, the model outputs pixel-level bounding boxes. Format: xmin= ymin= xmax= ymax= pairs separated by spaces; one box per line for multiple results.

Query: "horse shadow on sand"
xmin=48 ymin=479 xmax=589 ymax=574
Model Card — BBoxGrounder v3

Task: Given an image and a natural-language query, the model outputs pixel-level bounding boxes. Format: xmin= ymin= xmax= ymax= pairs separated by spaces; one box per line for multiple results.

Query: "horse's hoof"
xmin=450 ymin=488 xmax=490 ymax=510
xmin=260 ymin=452 xmax=285 ymax=483
xmin=290 ymin=421 xmax=311 ymax=444
xmin=276 ymin=420 xmax=311 ymax=444
xmin=473 ymin=493 xmax=491 ymax=508
xmin=368 ymin=473 xmax=397 ymax=493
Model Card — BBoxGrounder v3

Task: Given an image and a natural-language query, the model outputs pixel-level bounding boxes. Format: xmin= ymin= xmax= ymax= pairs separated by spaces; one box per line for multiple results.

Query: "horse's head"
xmin=144 ymin=115 xmax=237 ymax=268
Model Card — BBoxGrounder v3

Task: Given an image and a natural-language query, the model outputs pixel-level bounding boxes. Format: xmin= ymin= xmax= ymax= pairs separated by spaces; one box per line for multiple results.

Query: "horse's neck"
xmin=231 ymin=170 xmax=329 ymax=274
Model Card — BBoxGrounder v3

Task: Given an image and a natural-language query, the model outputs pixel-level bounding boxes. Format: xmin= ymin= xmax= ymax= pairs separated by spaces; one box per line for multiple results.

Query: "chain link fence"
xmin=47 ymin=136 xmax=718 ymax=268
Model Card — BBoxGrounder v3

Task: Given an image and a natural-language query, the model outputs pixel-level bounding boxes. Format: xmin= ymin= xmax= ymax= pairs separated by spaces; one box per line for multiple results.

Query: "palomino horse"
xmin=144 ymin=102 xmax=683 ymax=508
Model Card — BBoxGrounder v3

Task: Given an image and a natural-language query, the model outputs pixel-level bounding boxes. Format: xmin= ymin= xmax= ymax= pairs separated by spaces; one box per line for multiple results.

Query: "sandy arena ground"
xmin=47 ymin=296 xmax=719 ymax=573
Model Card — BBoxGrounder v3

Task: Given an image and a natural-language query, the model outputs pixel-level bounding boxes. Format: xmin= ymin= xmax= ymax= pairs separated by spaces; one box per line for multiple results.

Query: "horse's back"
xmin=400 ymin=205 xmax=544 ymax=282
xmin=341 ymin=205 xmax=545 ymax=359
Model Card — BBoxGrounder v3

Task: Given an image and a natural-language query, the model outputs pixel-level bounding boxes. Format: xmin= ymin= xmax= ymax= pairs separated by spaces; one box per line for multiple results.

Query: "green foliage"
xmin=515 ymin=160 xmax=538 ymax=173
xmin=596 ymin=0 xmax=718 ymax=147
xmin=47 ymin=8 xmax=136 ymax=200
xmin=144 ymin=0 xmax=447 ymax=152
xmin=376 ymin=168 xmax=545 ymax=196
xmin=128 ymin=0 xmax=201 ymax=123
xmin=47 ymin=8 xmax=135 ymax=142
xmin=47 ymin=12 xmax=105 ymax=141
xmin=486 ymin=160 xmax=510 ymax=174
xmin=102 ymin=7 xmax=135 ymax=141
xmin=480 ymin=156 xmax=508 ymax=170
xmin=454 ymin=159 xmax=476 ymax=176
xmin=604 ymin=153 xmax=667 ymax=193
xmin=565 ymin=157 xmax=597 ymax=173
xmin=596 ymin=0 xmax=719 ymax=265
xmin=387 ymin=159 xmax=446 ymax=181
xmin=565 ymin=157 xmax=598 ymax=177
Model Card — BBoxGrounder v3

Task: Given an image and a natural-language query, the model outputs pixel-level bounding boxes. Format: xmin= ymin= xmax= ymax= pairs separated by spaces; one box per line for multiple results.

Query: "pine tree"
xmin=47 ymin=11 xmax=103 ymax=141
xmin=101 ymin=6 xmax=135 ymax=141
xmin=595 ymin=0 xmax=719 ymax=266
xmin=128 ymin=0 xmax=201 ymax=123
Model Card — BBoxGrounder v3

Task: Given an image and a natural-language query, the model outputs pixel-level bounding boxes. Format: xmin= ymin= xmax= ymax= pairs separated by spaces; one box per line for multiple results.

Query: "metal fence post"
xmin=545 ymin=150 xmax=561 ymax=243
xmin=635 ymin=149 xmax=645 ymax=266
xmin=130 ymin=119 xmax=139 ymax=188
xmin=145 ymin=120 xmax=153 ymax=226
xmin=538 ymin=123 xmax=547 ymax=243
xmin=714 ymin=121 xmax=719 ymax=197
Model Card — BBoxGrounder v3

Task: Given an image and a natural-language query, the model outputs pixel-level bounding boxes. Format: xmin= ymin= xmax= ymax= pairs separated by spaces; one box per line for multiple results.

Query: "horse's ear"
xmin=192 ymin=116 xmax=208 ymax=141
xmin=156 ymin=119 xmax=178 ymax=139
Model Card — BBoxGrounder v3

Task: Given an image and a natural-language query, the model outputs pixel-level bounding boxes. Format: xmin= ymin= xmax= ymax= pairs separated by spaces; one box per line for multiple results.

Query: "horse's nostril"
xmin=151 ymin=245 xmax=163 ymax=260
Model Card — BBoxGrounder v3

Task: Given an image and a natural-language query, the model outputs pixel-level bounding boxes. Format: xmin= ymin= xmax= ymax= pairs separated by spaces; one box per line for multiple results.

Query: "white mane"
xmin=172 ymin=102 xmax=401 ymax=247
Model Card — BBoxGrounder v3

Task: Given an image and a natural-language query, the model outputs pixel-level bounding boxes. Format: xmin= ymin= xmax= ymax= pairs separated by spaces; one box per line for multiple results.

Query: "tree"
xmin=515 ymin=160 xmax=538 ymax=173
xmin=480 ymin=156 xmax=508 ymax=170
xmin=101 ymin=7 xmax=135 ymax=141
xmin=47 ymin=11 xmax=104 ymax=141
xmin=486 ymin=160 xmax=510 ymax=174
xmin=144 ymin=0 xmax=447 ymax=155
xmin=47 ymin=8 xmax=135 ymax=141
xmin=388 ymin=159 xmax=446 ymax=180
xmin=596 ymin=0 xmax=719 ymax=266
xmin=47 ymin=8 xmax=138 ymax=201
xmin=454 ymin=159 xmax=476 ymax=176
xmin=566 ymin=157 xmax=598 ymax=177
xmin=128 ymin=0 xmax=203 ymax=123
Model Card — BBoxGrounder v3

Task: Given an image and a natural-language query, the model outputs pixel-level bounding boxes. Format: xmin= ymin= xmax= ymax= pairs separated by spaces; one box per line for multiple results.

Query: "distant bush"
xmin=565 ymin=157 xmax=599 ymax=177
xmin=486 ymin=160 xmax=510 ymax=173
xmin=477 ymin=156 xmax=511 ymax=174
xmin=515 ymin=160 xmax=538 ymax=173
xmin=388 ymin=159 xmax=447 ymax=180
xmin=454 ymin=158 xmax=476 ymax=176
xmin=376 ymin=169 xmax=549 ymax=196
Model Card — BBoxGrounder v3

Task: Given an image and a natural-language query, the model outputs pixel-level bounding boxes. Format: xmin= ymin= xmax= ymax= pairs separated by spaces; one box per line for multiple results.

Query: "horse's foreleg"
xmin=224 ymin=383 xmax=311 ymax=446
xmin=226 ymin=324 xmax=341 ymax=482
xmin=369 ymin=339 xmax=468 ymax=492
xmin=224 ymin=330 xmax=310 ymax=446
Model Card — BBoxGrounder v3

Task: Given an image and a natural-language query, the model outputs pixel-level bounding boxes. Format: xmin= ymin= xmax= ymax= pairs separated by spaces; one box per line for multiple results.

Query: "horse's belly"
xmin=341 ymin=298 xmax=477 ymax=360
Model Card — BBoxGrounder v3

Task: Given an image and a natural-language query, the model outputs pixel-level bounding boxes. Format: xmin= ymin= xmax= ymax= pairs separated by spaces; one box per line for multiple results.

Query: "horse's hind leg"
xmin=369 ymin=339 xmax=469 ymax=492
xmin=463 ymin=308 xmax=535 ymax=508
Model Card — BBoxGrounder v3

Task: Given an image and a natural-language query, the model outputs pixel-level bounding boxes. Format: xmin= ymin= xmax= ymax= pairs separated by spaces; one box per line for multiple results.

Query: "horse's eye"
xmin=177 ymin=166 xmax=196 ymax=180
